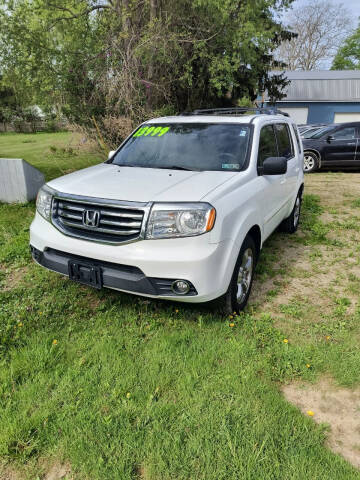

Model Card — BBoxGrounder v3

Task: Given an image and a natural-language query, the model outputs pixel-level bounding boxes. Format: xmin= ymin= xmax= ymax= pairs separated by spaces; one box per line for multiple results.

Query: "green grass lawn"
xmin=0 ymin=131 xmax=102 ymax=181
xmin=1 ymin=133 xmax=360 ymax=479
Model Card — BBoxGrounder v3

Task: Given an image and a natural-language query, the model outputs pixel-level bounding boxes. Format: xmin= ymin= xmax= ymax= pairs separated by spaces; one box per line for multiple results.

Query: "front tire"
xmin=224 ymin=235 xmax=256 ymax=314
xmin=303 ymin=151 xmax=319 ymax=173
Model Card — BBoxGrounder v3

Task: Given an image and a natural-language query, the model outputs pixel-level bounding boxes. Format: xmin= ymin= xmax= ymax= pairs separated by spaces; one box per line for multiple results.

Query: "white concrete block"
xmin=0 ymin=158 xmax=45 ymax=203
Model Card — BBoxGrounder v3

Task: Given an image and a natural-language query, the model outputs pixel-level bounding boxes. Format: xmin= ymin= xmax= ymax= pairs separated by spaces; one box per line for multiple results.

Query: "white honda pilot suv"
xmin=30 ymin=108 xmax=304 ymax=313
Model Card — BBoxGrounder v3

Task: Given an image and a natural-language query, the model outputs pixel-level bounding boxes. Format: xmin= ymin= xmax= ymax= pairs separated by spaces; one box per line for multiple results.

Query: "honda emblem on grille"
xmin=83 ymin=209 xmax=100 ymax=227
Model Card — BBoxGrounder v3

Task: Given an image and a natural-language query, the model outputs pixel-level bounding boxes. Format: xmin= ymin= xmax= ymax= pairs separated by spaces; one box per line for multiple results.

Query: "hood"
xmin=47 ymin=163 xmax=237 ymax=203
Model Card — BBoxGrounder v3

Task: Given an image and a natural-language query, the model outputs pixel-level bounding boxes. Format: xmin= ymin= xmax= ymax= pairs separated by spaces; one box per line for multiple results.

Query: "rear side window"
xmin=274 ymin=124 xmax=294 ymax=158
xmin=292 ymin=124 xmax=302 ymax=153
xmin=258 ymin=125 xmax=278 ymax=166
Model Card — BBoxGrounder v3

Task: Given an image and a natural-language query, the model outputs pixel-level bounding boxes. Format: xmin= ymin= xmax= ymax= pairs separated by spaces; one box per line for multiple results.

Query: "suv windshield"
xmin=111 ymin=123 xmax=251 ymax=172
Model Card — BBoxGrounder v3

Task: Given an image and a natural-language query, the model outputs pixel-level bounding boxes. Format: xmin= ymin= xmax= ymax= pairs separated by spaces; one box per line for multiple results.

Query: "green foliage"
xmin=332 ymin=22 xmax=360 ymax=70
xmin=0 ymin=77 xmax=18 ymax=130
xmin=0 ymin=0 xmax=294 ymax=136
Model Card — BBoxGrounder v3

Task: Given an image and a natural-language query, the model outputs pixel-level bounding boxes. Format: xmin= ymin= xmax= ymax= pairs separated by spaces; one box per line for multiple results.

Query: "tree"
xmin=277 ymin=0 xmax=352 ymax=70
xmin=332 ymin=22 xmax=360 ymax=70
xmin=0 ymin=78 xmax=17 ymax=131
xmin=0 ymin=0 xmax=295 ymax=146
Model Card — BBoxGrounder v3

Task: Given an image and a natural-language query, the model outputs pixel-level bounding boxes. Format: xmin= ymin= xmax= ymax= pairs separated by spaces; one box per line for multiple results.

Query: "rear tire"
xmin=303 ymin=151 xmax=319 ymax=173
xmin=279 ymin=191 xmax=302 ymax=234
xmin=224 ymin=235 xmax=256 ymax=314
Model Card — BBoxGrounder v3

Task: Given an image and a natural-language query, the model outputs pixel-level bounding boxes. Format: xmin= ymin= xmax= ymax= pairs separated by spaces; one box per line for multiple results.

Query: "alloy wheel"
xmin=236 ymin=248 xmax=254 ymax=303
xmin=304 ymin=154 xmax=315 ymax=172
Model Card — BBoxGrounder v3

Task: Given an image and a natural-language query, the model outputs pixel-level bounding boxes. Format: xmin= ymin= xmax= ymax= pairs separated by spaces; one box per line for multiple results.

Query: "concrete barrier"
xmin=0 ymin=158 xmax=45 ymax=203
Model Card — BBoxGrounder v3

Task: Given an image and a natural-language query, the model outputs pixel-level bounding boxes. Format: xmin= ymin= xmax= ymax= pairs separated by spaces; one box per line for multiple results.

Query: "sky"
xmin=287 ymin=0 xmax=360 ymax=25
xmin=278 ymin=0 xmax=360 ymax=69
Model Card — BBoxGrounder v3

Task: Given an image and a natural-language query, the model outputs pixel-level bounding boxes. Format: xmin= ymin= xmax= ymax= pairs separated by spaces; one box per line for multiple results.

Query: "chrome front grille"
xmin=52 ymin=194 xmax=147 ymax=244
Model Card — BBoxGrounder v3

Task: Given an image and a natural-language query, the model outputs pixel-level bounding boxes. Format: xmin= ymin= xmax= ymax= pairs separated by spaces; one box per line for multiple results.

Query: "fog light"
xmin=171 ymin=280 xmax=190 ymax=295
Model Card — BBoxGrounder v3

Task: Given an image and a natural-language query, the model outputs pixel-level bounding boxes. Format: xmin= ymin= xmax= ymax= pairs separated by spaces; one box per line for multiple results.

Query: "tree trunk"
xmin=146 ymin=0 xmax=157 ymax=110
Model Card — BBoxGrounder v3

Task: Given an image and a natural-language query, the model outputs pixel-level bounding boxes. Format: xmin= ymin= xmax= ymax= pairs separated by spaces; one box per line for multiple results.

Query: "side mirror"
xmin=327 ymin=135 xmax=334 ymax=143
xmin=108 ymin=150 xmax=115 ymax=160
xmin=261 ymin=157 xmax=287 ymax=175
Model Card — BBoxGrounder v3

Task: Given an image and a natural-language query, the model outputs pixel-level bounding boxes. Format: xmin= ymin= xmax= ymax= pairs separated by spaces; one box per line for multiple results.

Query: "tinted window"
xmin=112 ymin=123 xmax=251 ymax=172
xmin=274 ymin=124 xmax=294 ymax=158
xmin=293 ymin=124 xmax=302 ymax=152
xmin=258 ymin=125 xmax=278 ymax=166
xmin=333 ymin=127 xmax=356 ymax=140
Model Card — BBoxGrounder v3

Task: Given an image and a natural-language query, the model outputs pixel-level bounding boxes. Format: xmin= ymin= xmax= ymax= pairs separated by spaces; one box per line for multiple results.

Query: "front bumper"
xmin=30 ymin=213 xmax=236 ymax=303
xmin=30 ymin=246 xmax=197 ymax=297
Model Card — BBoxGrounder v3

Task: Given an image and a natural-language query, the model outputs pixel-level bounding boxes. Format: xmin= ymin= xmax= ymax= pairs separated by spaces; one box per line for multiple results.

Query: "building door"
xmin=277 ymin=107 xmax=308 ymax=124
xmin=334 ymin=113 xmax=360 ymax=123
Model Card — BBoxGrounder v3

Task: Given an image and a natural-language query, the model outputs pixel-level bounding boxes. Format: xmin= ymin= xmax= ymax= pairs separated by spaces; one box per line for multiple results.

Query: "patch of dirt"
xmin=251 ymin=244 xmax=345 ymax=319
xmin=137 ymin=465 xmax=150 ymax=480
xmin=44 ymin=461 xmax=72 ymax=480
xmin=249 ymin=241 xmax=310 ymax=305
xmin=306 ymin=174 xmax=360 ymax=209
xmin=1 ymin=266 xmax=29 ymax=292
xmin=0 ymin=460 xmax=72 ymax=480
xmin=283 ymin=377 xmax=360 ymax=469
xmin=0 ymin=465 xmax=19 ymax=480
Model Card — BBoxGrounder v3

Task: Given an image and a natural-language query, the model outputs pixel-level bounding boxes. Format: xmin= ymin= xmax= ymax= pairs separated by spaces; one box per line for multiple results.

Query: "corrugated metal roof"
xmin=267 ymin=70 xmax=360 ymax=102
xmin=271 ymin=70 xmax=360 ymax=80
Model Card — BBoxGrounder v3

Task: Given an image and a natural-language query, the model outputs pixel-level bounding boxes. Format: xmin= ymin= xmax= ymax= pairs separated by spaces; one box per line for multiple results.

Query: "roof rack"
xmin=180 ymin=107 xmax=289 ymax=117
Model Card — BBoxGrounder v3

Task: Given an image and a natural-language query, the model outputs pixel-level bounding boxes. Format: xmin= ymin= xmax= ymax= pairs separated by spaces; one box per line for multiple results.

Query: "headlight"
xmin=36 ymin=185 xmax=54 ymax=221
xmin=146 ymin=203 xmax=216 ymax=239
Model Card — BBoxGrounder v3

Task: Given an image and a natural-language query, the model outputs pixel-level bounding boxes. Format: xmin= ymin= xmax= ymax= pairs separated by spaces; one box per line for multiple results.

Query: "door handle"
xmin=280 ymin=179 xmax=286 ymax=184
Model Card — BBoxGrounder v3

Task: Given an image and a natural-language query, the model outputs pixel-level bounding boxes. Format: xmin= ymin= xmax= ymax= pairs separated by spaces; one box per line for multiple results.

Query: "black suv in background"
xmin=303 ymin=122 xmax=360 ymax=172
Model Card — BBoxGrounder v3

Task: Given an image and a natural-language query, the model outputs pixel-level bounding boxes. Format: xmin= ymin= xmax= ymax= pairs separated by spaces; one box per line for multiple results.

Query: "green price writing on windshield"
xmin=133 ymin=126 xmax=170 ymax=138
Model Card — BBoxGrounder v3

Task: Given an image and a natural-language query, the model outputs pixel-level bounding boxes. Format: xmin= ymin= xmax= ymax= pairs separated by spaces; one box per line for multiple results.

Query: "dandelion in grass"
xmin=283 ymin=338 xmax=288 ymax=344
xmin=325 ymin=335 xmax=331 ymax=341
xmin=18 ymin=322 xmax=23 ymax=327
xmin=52 ymin=339 xmax=58 ymax=345
xmin=229 ymin=323 xmax=235 ymax=328
xmin=306 ymin=364 xmax=311 ymax=368
xmin=175 ymin=309 xmax=179 ymax=313
xmin=307 ymin=410 xmax=314 ymax=416
xmin=126 ymin=392 xmax=131 ymax=399
xmin=229 ymin=315 xmax=233 ymax=319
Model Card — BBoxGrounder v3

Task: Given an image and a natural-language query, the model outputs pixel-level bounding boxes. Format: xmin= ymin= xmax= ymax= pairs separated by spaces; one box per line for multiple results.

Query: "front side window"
xmin=257 ymin=125 xmax=278 ymax=166
xmin=274 ymin=124 xmax=294 ymax=158
xmin=112 ymin=123 xmax=251 ymax=172
xmin=332 ymin=127 xmax=356 ymax=140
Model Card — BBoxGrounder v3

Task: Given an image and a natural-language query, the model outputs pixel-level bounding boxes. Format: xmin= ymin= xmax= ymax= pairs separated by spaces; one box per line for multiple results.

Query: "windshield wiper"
xmin=156 ymin=165 xmax=197 ymax=171
xmin=115 ymin=164 xmax=197 ymax=171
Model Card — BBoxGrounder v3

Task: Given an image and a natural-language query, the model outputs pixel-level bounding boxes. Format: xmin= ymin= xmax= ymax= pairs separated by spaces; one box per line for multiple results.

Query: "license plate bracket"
xmin=68 ymin=261 xmax=102 ymax=289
